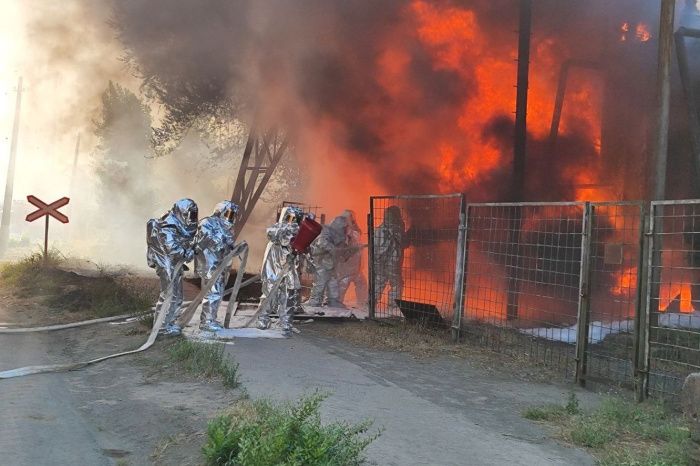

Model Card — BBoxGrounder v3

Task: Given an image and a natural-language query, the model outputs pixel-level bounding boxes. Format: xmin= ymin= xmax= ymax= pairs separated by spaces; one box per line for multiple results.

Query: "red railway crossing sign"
xmin=25 ymin=195 xmax=70 ymax=260
xmin=26 ymin=195 xmax=70 ymax=223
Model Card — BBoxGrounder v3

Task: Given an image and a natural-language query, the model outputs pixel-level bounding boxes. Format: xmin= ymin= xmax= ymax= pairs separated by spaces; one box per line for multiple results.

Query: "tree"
xmin=93 ymin=82 xmax=155 ymax=260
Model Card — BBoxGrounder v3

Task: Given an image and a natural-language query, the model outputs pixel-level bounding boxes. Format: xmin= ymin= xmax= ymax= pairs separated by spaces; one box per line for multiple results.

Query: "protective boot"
xmin=256 ymin=315 xmax=271 ymax=330
xmin=199 ymin=320 xmax=223 ymax=332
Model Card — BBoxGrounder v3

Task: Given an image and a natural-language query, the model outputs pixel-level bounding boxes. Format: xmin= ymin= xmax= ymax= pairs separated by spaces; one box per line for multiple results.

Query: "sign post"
xmin=25 ymin=195 xmax=70 ymax=261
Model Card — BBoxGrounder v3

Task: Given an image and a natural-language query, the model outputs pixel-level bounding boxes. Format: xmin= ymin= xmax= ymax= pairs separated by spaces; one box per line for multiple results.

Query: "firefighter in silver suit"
xmin=194 ymin=201 xmax=240 ymax=332
xmin=306 ymin=215 xmax=347 ymax=308
xmin=257 ymin=206 xmax=304 ymax=335
xmin=337 ymin=210 xmax=368 ymax=305
xmin=373 ymin=205 xmax=406 ymax=312
xmin=147 ymin=198 xmax=198 ymax=336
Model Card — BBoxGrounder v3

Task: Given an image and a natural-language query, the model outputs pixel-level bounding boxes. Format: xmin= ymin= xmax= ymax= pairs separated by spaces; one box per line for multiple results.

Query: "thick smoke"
xmin=109 ymin=0 xmax=679 ymax=209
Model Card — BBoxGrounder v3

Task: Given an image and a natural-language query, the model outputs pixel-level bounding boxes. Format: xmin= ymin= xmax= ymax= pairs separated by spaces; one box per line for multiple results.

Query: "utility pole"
xmin=513 ymin=0 xmax=532 ymax=200
xmin=652 ymin=0 xmax=676 ymax=201
xmin=0 ymin=77 xmax=23 ymax=256
xmin=643 ymin=0 xmax=676 ymax=394
xmin=69 ymin=133 xmax=81 ymax=196
xmin=506 ymin=0 xmax=532 ymax=321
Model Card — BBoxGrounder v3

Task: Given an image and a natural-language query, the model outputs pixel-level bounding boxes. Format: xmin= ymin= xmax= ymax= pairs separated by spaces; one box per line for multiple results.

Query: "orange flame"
xmin=635 ymin=23 xmax=651 ymax=42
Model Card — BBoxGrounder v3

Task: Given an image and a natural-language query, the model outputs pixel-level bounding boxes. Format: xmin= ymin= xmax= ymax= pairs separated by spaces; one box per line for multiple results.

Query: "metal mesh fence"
xmin=369 ymin=194 xmax=463 ymax=326
xmin=646 ymin=201 xmax=700 ymax=398
xmin=583 ymin=202 xmax=643 ymax=389
xmin=462 ymin=202 xmax=583 ymax=375
xmin=365 ymin=196 xmax=700 ymax=400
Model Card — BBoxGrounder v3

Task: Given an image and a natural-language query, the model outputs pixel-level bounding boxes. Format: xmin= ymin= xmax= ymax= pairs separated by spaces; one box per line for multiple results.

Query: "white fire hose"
xmin=0 ymin=242 xmax=249 ymax=380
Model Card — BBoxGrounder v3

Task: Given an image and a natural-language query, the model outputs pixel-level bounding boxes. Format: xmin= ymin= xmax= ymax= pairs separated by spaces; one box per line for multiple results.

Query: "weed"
xmin=202 ymin=392 xmax=380 ymax=466
xmin=565 ymin=392 xmax=581 ymax=415
xmin=168 ymin=340 xmax=239 ymax=388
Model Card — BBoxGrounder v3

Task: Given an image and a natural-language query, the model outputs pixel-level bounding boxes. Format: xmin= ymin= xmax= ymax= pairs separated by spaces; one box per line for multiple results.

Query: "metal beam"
xmin=548 ymin=60 xmax=602 ymax=151
xmin=230 ymin=128 xmax=289 ymax=237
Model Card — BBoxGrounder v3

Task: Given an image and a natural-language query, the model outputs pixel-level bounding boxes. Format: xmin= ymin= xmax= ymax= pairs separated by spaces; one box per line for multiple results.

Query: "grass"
xmin=0 ymin=249 xmax=156 ymax=318
xmin=168 ymin=340 xmax=240 ymax=389
xmin=523 ymin=393 xmax=581 ymax=421
xmin=524 ymin=394 xmax=694 ymax=465
xmin=202 ymin=392 xmax=380 ymax=466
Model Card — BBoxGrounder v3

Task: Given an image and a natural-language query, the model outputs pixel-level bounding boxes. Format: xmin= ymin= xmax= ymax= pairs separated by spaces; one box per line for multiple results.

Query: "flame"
xmin=611 ymin=267 xmax=637 ymax=297
xmin=406 ymin=0 xmax=602 ymax=197
xmin=635 ymin=23 xmax=651 ymax=42
xmin=620 ymin=21 xmax=651 ymax=43
xmin=659 ymin=283 xmax=695 ymax=313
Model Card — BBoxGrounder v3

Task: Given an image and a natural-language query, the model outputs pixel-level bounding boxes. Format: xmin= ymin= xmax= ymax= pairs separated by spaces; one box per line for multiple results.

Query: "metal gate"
xmin=641 ymin=200 xmax=700 ymax=399
xmin=368 ymin=194 xmax=464 ymax=328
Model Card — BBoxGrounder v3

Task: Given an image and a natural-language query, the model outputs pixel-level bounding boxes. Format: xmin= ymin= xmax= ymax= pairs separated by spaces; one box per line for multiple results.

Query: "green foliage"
xmin=168 ymin=340 xmax=239 ymax=388
xmin=524 ymin=395 xmax=693 ymax=465
xmin=202 ymin=392 xmax=380 ymax=466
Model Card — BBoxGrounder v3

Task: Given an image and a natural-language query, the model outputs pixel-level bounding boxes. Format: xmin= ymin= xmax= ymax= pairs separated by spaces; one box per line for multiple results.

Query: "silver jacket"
xmin=146 ymin=199 xmax=197 ymax=277
xmin=263 ymin=221 xmax=301 ymax=290
xmin=374 ymin=219 xmax=404 ymax=268
xmin=194 ymin=217 xmax=236 ymax=280
xmin=309 ymin=217 xmax=346 ymax=271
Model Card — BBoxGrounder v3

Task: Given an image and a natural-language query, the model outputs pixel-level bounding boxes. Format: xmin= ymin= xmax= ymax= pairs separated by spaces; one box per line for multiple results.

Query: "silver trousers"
xmin=156 ymin=267 xmax=184 ymax=327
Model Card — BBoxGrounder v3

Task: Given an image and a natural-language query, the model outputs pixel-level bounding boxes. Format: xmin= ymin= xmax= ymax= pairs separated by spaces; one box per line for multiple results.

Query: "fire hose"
xmin=0 ymin=242 xmax=248 ymax=380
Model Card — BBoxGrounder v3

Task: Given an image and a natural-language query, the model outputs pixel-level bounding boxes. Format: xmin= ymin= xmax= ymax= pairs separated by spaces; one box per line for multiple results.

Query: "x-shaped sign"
xmin=26 ymin=195 xmax=70 ymax=224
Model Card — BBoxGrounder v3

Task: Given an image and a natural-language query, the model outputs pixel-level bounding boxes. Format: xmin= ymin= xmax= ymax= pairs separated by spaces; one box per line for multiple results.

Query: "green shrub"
xmin=168 ymin=340 xmax=239 ymax=388
xmin=203 ymin=393 xmax=380 ymax=466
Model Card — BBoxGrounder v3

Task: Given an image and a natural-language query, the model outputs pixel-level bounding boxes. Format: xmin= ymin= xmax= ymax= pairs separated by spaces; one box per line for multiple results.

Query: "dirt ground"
xmin=0 ymin=306 xmax=242 ymax=466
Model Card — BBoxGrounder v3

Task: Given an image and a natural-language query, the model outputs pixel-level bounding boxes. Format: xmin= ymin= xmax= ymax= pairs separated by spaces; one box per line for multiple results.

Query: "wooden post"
xmin=44 ymin=216 xmax=49 ymax=263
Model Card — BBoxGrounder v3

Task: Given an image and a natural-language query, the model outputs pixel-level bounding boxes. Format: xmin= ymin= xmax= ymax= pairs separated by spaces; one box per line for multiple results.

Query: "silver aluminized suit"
xmin=307 ymin=216 xmax=347 ymax=307
xmin=257 ymin=207 xmax=303 ymax=333
xmin=337 ymin=211 xmax=368 ymax=304
xmin=147 ymin=198 xmax=198 ymax=335
xmin=194 ymin=201 xmax=239 ymax=332
xmin=373 ymin=205 xmax=405 ymax=311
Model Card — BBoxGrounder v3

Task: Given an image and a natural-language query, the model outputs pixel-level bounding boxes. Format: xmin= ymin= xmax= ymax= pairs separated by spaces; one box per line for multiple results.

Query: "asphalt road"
xmin=229 ymin=328 xmax=598 ymax=466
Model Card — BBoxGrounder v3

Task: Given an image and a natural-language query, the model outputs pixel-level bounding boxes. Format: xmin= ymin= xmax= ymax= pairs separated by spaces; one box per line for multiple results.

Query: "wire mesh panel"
xmin=369 ymin=194 xmax=463 ymax=327
xmin=583 ymin=202 xmax=644 ymax=388
xmin=647 ymin=201 xmax=700 ymax=398
xmin=462 ymin=202 xmax=584 ymax=376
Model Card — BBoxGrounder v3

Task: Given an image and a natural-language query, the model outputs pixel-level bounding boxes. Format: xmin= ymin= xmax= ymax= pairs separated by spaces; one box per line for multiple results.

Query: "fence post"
xmin=451 ymin=196 xmax=469 ymax=342
xmin=367 ymin=199 xmax=376 ymax=320
xmin=636 ymin=203 xmax=655 ymax=401
xmin=575 ymin=202 xmax=593 ymax=386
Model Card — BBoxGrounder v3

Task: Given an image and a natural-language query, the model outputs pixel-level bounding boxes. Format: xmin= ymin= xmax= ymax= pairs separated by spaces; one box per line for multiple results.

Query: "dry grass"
xmin=310 ymin=319 xmax=565 ymax=384
xmin=0 ymin=250 xmax=158 ymax=319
